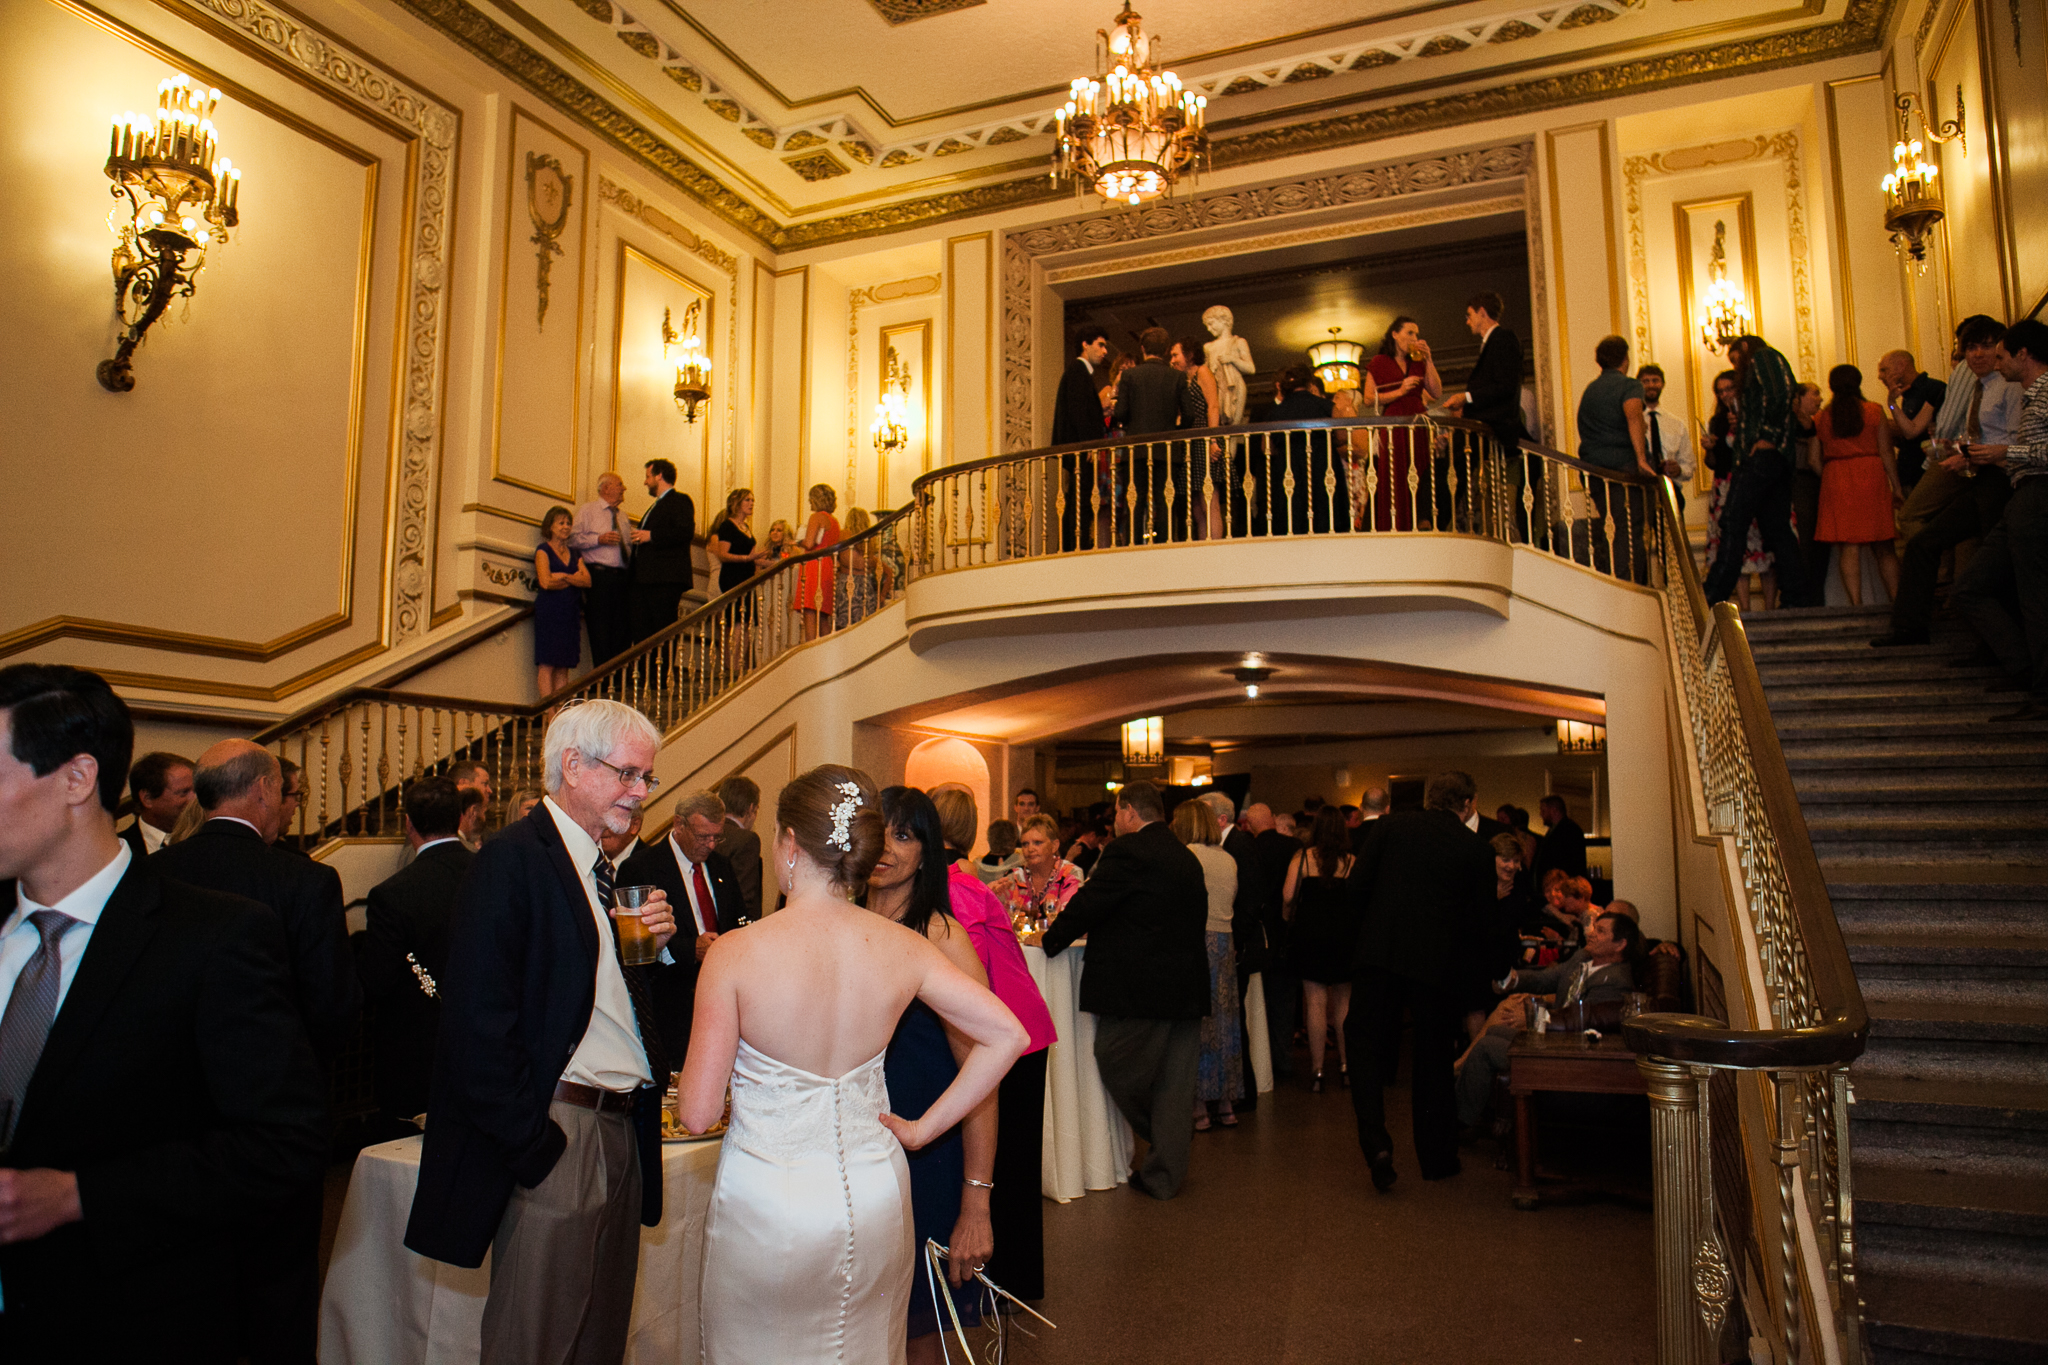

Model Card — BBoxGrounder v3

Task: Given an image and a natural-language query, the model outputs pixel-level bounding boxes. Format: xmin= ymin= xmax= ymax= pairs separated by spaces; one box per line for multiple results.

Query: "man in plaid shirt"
xmin=1702 ymin=334 xmax=1818 ymax=607
xmin=1953 ymin=318 xmax=2048 ymax=722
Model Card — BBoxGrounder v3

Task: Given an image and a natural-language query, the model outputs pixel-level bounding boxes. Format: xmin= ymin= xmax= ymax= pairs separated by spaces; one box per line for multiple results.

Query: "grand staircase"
xmin=1746 ymin=604 xmax=2048 ymax=1364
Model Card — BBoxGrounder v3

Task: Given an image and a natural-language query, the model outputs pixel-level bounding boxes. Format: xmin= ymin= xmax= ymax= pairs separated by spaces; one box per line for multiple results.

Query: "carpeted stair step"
xmin=1776 ymin=710 xmax=2048 ymax=737
xmin=1794 ymin=769 xmax=2048 ymax=803
xmin=1783 ymin=733 xmax=2048 ymax=767
xmin=1860 ymin=1161 xmax=2048 ymax=1242
xmin=1859 ymin=1264 xmax=2048 ymax=1364
xmin=1756 ymin=654 xmax=2005 ymax=685
xmin=1804 ymin=811 xmax=2048 ymax=862
xmin=1827 ymin=878 xmax=2048 ymax=935
xmin=1737 ymin=604 xmax=1900 ymax=641
xmin=1764 ymin=680 xmax=2022 ymax=709
xmin=1851 ymin=1075 xmax=2048 ymax=1133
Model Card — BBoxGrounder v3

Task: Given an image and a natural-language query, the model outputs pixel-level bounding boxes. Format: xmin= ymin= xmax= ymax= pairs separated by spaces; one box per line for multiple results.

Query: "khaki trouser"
xmin=480 ymin=1100 xmax=642 ymax=1365
xmin=1898 ymin=463 xmax=1968 ymax=546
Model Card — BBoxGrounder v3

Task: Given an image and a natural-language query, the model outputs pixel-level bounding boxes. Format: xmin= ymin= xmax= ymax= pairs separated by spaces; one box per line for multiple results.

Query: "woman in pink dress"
xmin=1810 ymin=364 xmax=1903 ymax=605
xmin=991 ymin=814 xmax=1085 ymax=928
xmin=792 ymin=482 xmax=839 ymax=640
xmin=1358 ymin=317 xmax=1442 ymax=531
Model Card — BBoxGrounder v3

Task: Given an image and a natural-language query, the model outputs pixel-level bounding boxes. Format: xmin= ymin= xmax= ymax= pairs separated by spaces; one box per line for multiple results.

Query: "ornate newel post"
xmin=1639 ymin=1056 xmax=1723 ymax=1365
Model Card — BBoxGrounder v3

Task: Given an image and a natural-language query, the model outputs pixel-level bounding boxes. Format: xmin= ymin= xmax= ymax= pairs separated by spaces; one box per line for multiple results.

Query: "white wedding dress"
xmin=700 ymin=1038 xmax=915 ymax=1364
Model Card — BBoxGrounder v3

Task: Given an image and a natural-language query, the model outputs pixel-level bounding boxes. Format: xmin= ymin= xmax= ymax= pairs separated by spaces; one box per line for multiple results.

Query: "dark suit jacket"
xmin=714 ymin=820 xmax=762 ymax=923
xmin=406 ymin=807 xmax=669 ymax=1268
xmin=0 ymin=860 xmax=326 ymax=1362
xmin=1464 ymin=325 xmax=1527 ymax=446
xmin=1112 ymin=357 xmax=1202 ymax=436
xmin=1051 ymin=356 xmax=1107 ymax=446
xmin=617 ymin=835 xmax=747 ymax=1059
xmin=116 ymin=818 xmax=150 ymax=859
xmin=1533 ymin=816 xmax=1589 ymax=880
xmin=359 ymin=839 xmax=474 ymax=1122
xmin=1251 ymin=828 xmax=1299 ymax=958
xmin=1349 ymin=808 xmax=1495 ymax=991
xmin=634 ymin=487 xmax=697 ymax=587
xmin=152 ymin=818 xmax=360 ymax=1064
xmin=1219 ymin=825 xmax=1266 ymax=970
xmin=1040 ymin=820 xmax=1209 ymax=1019
xmin=1472 ymin=813 xmax=1511 ymax=848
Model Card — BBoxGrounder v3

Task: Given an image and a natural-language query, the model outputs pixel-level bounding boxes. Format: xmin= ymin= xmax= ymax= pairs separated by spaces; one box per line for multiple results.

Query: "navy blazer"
xmin=404 ymin=807 xmax=668 ymax=1269
xmin=0 ymin=860 xmax=326 ymax=1359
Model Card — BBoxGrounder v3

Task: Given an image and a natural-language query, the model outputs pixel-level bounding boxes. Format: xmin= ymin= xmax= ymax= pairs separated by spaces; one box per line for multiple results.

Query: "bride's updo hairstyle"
xmin=777 ymin=764 xmax=885 ymax=897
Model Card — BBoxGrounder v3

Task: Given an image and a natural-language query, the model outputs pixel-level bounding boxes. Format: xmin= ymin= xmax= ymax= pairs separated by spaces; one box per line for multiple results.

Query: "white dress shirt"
xmin=1462 ymin=321 xmax=1499 ymax=406
xmin=136 ymin=818 xmax=168 ymax=855
xmin=544 ymin=798 xmax=653 ymax=1094
xmin=1645 ymin=405 xmax=1696 ymax=479
xmin=568 ymin=497 xmax=628 ymax=569
xmin=1932 ymin=359 xmax=2024 ymax=444
xmin=2 ymin=844 xmax=132 ymax=1031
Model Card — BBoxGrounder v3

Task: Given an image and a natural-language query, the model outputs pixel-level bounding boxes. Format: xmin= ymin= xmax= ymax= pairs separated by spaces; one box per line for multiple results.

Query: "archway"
xmin=903 ymin=736 xmax=993 ymax=857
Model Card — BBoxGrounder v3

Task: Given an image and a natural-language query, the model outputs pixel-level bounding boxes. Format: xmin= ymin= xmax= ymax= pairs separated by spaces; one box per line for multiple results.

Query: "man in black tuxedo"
xmin=1053 ymin=326 xmax=1110 ymax=551
xmin=407 ymin=699 xmax=679 ymax=1363
xmin=1532 ymin=794 xmax=1589 ymax=881
xmin=1344 ymin=770 xmax=1495 ymax=1190
xmin=1112 ymin=327 xmax=1207 ymax=545
xmin=713 ymin=774 xmax=763 ymax=923
xmin=1041 ymin=780 xmax=1209 ymax=1199
xmin=1459 ymin=291 xmax=1529 ymax=533
xmin=618 ymin=788 xmax=747 ymax=1062
xmin=0 ymin=664 xmax=327 ymax=1365
xmin=118 ymin=750 xmax=192 ymax=857
xmin=1239 ymin=801 xmax=1301 ymax=1078
xmin=359 ymin=777 xmax=476 ymax=1130
xmin=151 ymin=737 xmax=360 ymax=1364
xmin=629 ymin=457 xmax=696 ymax=644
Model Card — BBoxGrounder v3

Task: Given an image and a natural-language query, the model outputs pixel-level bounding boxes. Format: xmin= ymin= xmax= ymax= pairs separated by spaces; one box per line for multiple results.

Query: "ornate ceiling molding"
xmin=394 ymin=0 xmax=1896 ymax=253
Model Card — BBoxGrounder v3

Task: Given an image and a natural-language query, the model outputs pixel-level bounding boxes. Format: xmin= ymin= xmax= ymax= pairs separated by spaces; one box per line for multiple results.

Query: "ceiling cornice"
xmin=395 ymin=0 xmax=1895 ymax=254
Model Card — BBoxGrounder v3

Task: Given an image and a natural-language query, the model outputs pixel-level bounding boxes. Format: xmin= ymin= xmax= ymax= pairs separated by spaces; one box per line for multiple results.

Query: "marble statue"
xmin=1202 ymin=305 xmax=1255 ymax=426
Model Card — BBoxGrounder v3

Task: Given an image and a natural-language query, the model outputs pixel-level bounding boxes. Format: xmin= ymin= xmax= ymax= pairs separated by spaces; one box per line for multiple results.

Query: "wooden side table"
xmin=1506 ymin=1032 xmax=1647 ymax=1210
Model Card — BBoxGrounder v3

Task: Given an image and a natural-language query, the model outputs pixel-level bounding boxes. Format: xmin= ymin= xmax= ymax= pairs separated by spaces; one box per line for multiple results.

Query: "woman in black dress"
xmin=864 ymin=786 xmax=995 ymax=1363
xmin=708 ymin=487 xmax=771 ymax=594
xmin=531 ymin=505 xmax=589 ymax=696
xmin=1283 ymin=805 xmax=1357 ymax=1091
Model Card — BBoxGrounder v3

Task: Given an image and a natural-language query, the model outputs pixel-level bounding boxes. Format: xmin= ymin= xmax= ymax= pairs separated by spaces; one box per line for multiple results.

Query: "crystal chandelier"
xmin=1050 ymin=6 xmax=1207 ymax=207
xmin=1696 ymin=220 xmax=1753 ymax=352
xmin=1880 ymin=89 xmax=1965 ymax=273
xmin=99 ymin=75 xmax=243 ymax=392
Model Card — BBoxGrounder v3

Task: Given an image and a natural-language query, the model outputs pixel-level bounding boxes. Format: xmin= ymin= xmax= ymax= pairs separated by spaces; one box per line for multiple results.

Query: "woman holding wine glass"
xmin=990 ymin=814 xmax=1085 ymax=929
xmin=1358 ymin=317 xmax=1443 ymax=531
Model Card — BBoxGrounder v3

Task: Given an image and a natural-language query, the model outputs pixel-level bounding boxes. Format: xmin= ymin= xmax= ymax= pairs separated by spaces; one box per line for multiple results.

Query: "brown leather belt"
xmin=553 ymin=1079 xmax=637 ymax=1114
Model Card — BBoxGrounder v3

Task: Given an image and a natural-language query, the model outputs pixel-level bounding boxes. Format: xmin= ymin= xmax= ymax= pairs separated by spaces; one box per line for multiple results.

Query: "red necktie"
xmin=691 ymin=862 xmax=714 ymax=936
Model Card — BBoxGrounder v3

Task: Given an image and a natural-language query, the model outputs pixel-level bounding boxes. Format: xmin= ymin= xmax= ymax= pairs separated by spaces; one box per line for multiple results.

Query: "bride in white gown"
xmin=680 ymin=765 xmax=1028 ymax=1364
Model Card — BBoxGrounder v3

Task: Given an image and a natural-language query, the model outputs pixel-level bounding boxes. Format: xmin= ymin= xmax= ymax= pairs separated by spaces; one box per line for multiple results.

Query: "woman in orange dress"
xmin=1358 ymin=316 xmax=1442 ymax=531
xmin=1811 ymin=364 xmax=1902 ymax=606
xmin=792 ymin=482 xmax=839 ymax=639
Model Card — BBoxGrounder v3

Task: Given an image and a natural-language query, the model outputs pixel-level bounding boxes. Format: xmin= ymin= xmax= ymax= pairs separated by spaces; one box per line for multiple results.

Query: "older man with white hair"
xmin=569 ymin=471 xmax=634 ymax=665
xmin=406 ymin=699 xmax=680 ymax=1365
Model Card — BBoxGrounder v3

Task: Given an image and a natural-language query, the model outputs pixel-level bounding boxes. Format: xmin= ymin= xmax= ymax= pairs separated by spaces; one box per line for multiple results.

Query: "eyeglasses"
xmin=588 ymin=755 xmax=660 ymax=792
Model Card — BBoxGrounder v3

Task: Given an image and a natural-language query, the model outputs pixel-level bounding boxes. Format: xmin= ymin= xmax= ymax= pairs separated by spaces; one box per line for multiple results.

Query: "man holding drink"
xmin=406 ymin=699 xmax=678 ymax=1365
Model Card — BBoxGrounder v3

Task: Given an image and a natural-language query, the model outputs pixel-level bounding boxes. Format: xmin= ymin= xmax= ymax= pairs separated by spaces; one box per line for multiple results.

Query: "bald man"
xmin=570 ymin=471 xmax=635 ymax=665
xmin=1877 ymin=348 xmax=1946 ymax=494
xmin=150 ymin=739 xmax=359 ymax=1364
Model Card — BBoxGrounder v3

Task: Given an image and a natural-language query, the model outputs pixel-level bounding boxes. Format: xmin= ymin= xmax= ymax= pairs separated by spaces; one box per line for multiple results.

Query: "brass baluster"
xmin=1771 ymin=1072 xmax=1807 ymax=1365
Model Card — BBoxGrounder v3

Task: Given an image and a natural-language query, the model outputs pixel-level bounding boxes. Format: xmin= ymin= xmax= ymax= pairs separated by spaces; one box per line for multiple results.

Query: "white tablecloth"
xmin=1026 ymin=944 xmax=1134 ymax=1202
xmin=317 ymin=1134 xmax=721 ymax=1365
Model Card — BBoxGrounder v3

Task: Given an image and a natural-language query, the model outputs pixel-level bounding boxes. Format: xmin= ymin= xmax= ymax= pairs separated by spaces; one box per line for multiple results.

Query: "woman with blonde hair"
xmin=835 ymin=507 xmax=878 ymax=629
xmin=1171 ymin=798 xmax=1243 ymax=1129
xmin=792 ymin=483 xmax=840 ymax=640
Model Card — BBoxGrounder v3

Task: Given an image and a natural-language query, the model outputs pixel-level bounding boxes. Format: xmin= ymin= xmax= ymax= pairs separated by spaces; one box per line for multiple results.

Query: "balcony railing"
xmin=249 ymin=417 xmax=1863 ymax=1362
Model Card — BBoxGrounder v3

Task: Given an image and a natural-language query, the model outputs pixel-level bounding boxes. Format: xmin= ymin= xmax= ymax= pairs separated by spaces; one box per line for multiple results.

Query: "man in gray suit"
xmin=1454 ymin=911 xmax=1644 ymax=1128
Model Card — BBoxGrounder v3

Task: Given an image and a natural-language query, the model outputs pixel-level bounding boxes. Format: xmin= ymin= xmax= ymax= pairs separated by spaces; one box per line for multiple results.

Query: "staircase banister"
xmin=1515 ymin=434 xmax=1666 ymax=485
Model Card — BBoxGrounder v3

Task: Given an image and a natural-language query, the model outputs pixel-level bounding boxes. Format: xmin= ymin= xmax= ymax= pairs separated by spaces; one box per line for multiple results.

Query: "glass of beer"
xmin=612 ymin=884 xmax=661 ymax=965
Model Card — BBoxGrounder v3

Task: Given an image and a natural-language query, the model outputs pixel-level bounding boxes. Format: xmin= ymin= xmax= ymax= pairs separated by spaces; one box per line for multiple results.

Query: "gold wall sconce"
xmin=871 ymin=348 xmax=910 ymax=461
xmin=99 ymin=75 xmax=242 ymax=392
xmin=663 ymin=302 xmax=711 ymax=423
xmin=1881 ymin=87 xmax=1965 ymax=271
xmin=1695 ymin=220 xmax=1754 ymax=351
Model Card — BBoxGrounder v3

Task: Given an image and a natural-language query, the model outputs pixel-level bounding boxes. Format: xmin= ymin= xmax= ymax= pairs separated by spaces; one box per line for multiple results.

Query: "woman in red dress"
xmin=1358 ymin=317 xmax=1442 ymax=531
xmin=1810 ymin=364 xmax=1902 ymax=605
xmin=792 ymin=482 xmax=840 ymax=639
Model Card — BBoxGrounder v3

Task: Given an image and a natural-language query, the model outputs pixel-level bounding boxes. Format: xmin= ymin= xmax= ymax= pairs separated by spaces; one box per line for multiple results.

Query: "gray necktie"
xmin=611 ymin=505 xmax=630 ymax=563
xmin=1561 ymin=960 xmax=1593 ymax=1007
xmin=0 ymin=909 xmax=79 ymax=1146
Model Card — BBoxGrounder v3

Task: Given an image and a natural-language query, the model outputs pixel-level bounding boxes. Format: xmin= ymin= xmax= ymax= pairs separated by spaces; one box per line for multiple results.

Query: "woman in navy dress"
xmin=532 ymin=504 xmax=589 ymax=696
xmin=864 ymin=786 xmax=994 ymax=1361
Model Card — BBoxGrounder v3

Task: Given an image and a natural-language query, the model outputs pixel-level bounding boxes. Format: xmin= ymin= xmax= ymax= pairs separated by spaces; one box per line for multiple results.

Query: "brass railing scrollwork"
xmin=1619 ymin=468 xmax=1868 ymax=1365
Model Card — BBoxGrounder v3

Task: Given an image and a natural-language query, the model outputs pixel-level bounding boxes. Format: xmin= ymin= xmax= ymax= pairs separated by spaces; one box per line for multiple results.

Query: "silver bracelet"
xmin=963 ymin=1177 xmax=994 ymax=1190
